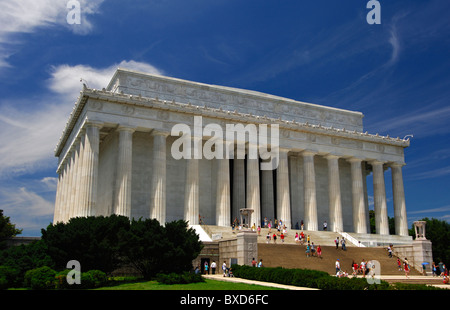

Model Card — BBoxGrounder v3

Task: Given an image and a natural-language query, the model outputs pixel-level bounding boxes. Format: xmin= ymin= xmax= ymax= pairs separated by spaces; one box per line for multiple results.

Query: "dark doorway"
xmin=201 ymin=258 xmax=211 ymax=274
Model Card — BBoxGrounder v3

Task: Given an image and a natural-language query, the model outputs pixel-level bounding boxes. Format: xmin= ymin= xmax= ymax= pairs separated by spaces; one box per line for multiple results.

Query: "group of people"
xmin=334 ymin=259 xmax=374 ymax=278
xmin=305 ymin=242 xmax=322 ymax=258
xmin=432 ymin=261 xmax=449 ymax=284
xmin=334 ymin=236 xmax=347 ymax=251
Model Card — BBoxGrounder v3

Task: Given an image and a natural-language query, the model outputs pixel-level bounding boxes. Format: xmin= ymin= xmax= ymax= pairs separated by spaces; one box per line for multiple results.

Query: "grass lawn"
xmin=95 ymin=278 xmax=285 ymax=290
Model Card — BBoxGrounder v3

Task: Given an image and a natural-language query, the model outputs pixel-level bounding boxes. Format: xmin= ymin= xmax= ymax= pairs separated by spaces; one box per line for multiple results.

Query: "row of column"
xmin=54 ymin=123 xmax=408 ymax=236
xmin=54 ymin=122 xmax=102 ymax=223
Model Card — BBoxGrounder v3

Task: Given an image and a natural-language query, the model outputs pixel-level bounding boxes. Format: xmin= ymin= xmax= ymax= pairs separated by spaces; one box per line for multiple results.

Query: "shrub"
xmin=85 ymin=270 xmax=107 ymax=288
xmin=41 ymin=215 xmax=130 ymax=273
xmin=0 ymin=240 xmax=53 ymax=285
xmin=156 ymin=272 xmax=204 ymax=285
xmin=0 ymin=266 xmax=20 ymax=289
xmin=55 ymin=269 xmax=107 ymax=289
xmin=231 ymin=265 xmax=391 ymax=290
xmin=24 ymin=266 xmax=56 ymax=290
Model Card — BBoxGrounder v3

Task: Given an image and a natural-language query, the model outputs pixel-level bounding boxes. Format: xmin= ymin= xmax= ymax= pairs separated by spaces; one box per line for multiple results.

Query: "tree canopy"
xmin=0 ymin=209 xmax=22 ymax=250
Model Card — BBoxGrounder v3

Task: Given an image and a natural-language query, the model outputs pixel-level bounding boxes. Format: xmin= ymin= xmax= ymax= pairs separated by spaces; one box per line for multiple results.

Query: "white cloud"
xmin=0 ymin=0 xmax=104 ymax=69
xmin=388 ymin=25 xmax=401 ymax=65
xmin=0 ymin=102 xmax=68 ymax=177
xmin=48 ymin=60 xmax=163 ymax=98
xmin=0 ymin=185 xmax=54 ymax=235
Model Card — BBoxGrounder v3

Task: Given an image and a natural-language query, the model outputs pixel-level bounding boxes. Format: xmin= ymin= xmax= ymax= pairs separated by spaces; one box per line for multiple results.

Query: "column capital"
xmin=117 ymin=125 xmax=136 ymax=133
xmin=85 ymin=120 xmax=103 ymax=129
xmin=324 ymin=154 xmax=340 ymax=160
xmin=389 ymin=162 xmax=406 ymax=168
xmin=347 ymin=156 xmax=364 ymax=163
xmin=278 ymin=147 xmax=290 ymax=154
xmin=151 ymin=129 xmax=169 ymax=137
xmin=369 ymin=159 xmax=385 ymax=166
xmin=301 ymin=150 xmax=316 ymax=157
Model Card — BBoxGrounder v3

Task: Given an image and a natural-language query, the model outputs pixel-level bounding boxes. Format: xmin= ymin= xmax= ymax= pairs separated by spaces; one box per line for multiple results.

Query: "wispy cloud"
xmin=0 ymin=60 xmax=163 ymax=177
xmin=0 ymin=181 xmax=55 ymax=235
xmin=367 ymin=103 xmax=450 ymax=138
xmin=0 ymin=0 xmax=104 ymax=69
xmin=387 ymin=25 xmax=400 ymax=65
xmin=408 ymin=205 xmax=450 ymax=215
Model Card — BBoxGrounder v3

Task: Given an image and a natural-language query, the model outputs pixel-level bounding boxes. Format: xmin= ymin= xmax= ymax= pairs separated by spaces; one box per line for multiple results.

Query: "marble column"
xmin=81 ymin=122 xmax=102 ymax=217
xmin=348 ymin=158 xmax=368 ymax=234
xmin=302 ymin=151 xmax=317 ymax=231
xmin=72 ymin=137 xmax=83 ymax=218
xmin=246 ymin=157 xmax=260 ymax=228
xmin=277 ymin=149 xmax=291 ymax=228
xmin=150 ymin=131 xmax=168 ymax=224
xmin=216 ymin=154 xmax=231 ymax=227
xmin=114 ymin=126 xmax=135 ymax=218
xmin=53 ymin=170 xmax=63 ymax=223
xmin=326 ymin=155 xmax=343 ymax=232
xmin=60 ymin=160 xmax=70 ymax=222
xmin=391 ymin=163 xmax=408 ymax=236
xmin=232 ymin=158 xmax=245 ymax=223
xmin=184 ymin=137 xmax=200 ymax=225
xmin=73 ymin=133 xmax=85 ymax=218
xmin=67 ymin=149 xmax=76 ymax=220
xmin=371 ymin=160 xmax=389 ymax=235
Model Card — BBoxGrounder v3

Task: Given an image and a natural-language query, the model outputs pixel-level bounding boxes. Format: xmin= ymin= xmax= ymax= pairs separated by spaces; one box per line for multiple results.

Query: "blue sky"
xmin=0 ymin=0 xmax=449 ymax=236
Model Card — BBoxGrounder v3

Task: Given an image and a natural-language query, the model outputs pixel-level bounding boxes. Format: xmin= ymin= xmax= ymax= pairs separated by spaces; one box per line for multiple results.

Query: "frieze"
xmin=113 ymin=70 xmax=364 ymax=132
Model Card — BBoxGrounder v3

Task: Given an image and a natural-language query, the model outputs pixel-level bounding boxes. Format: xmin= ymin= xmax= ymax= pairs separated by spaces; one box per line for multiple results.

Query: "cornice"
xmin=54 ymin=87 xmax=410 ymax=157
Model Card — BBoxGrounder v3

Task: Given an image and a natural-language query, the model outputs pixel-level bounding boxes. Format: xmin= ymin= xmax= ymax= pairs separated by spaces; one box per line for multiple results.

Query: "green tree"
xmin=161 ymin=220 xmax=204 ymax=274
xmin=0 ymin=240 xmax=53 ymax=286
xmin=41 ymin=215 xmax=131 ymax=273
xmin=0 ymin=209 xmax=22 ymax=250
xmin=118 ymin=218 xmax=203 ymax=279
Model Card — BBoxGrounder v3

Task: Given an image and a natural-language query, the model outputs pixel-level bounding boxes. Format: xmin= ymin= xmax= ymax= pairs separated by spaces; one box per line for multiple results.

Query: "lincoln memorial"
xmin=53 ymin=68 xmax=411 ymax=241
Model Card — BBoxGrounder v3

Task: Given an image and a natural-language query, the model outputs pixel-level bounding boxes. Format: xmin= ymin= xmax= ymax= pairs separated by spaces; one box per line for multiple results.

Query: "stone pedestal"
xmin=413 ymin=239 xmax=433 ymax=275
xmin=236 ymin=231 xmax=258 ymax=266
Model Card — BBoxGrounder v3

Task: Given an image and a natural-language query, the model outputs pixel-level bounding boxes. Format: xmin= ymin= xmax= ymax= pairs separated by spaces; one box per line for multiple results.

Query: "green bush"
xmin=231 ymin=265 xmax=391 ymax=290
xmin=0 ymin=240 xmax=53 ymax=285
xmin=156 ymin=272 xmax=204 ymax=285
xmin=55 ymin=269 xmax=107 ymax=289
xmin=85 ymin=270 xmax=107 ymax=288
xmin=0 ymin=266 xmax=20 ymax=289
xmin=54 ymin=269 xmax=71 ymax=289
xmin=24 ymin=266 xmax=56 ymax=290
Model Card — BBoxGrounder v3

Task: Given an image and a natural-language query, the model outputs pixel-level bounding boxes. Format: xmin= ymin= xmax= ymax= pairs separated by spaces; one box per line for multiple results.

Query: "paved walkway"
xmin=203 ymin=274 xmax=449 ymax=290
xmin=202 ymin=274 xmax=318 ymax=290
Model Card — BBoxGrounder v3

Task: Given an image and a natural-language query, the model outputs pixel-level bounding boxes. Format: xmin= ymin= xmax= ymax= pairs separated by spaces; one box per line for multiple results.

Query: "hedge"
xmin=155 ymin=272 xmax=204 ymax=285
xmin=231 ymin=265 xmax=390 ymax=290
xmin=0 ymin=266 xmax=108 ymax=290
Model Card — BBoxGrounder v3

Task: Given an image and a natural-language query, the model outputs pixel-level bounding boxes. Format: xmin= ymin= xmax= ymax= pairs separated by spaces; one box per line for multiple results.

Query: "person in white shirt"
xmin=222 ymin=261 xmax=227 ymax=277
xmin=211 ymin=261 xmax=217 ymax=274
xmin=335 ymin=259 xmax=341 ymax=274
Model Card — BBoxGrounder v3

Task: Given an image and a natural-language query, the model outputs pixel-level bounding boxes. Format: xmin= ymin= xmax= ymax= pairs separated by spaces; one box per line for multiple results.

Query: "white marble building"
xmin=53 ymin=68 xmax=410 ymax=238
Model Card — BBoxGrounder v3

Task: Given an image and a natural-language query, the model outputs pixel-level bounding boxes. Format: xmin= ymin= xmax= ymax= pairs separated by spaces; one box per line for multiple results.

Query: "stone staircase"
xmin=258 ymin=243 xmax=420 ymax=276
xmin=200 ymin=225 xmax=419 ymax=276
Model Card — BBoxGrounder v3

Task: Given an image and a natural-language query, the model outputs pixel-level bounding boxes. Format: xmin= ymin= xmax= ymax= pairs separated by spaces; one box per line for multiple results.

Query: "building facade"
xmin=53 ymin=68 xmax=410 ymax=237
